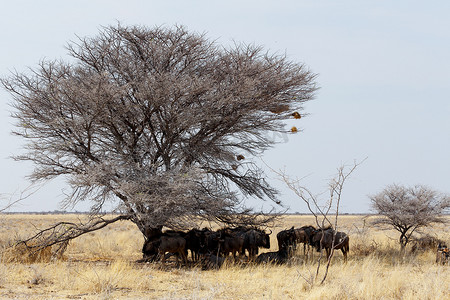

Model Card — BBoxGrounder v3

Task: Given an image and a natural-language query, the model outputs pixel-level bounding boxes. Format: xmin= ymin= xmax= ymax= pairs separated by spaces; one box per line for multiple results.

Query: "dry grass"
xmin=1 ymin=242 xmax=53 ymax=264
xmin=0 ymin=214 xmax=448 ymax=299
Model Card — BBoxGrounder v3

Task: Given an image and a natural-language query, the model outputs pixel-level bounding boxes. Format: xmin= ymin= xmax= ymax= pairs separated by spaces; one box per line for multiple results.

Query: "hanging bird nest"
xmin=292 ymin=112 xmax=301 ymax=119
xmin=291 ymin=126 xmax=298 ymax=133
xmin=236 ymin=155 xmax=245 ymax=161
xmin=269 ymin=104 xmax=289 ymax=114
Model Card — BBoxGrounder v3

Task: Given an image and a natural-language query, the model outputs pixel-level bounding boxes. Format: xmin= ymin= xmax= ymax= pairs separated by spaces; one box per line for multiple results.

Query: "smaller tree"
xmin=370 ymin=184 xmax=449 ymax=249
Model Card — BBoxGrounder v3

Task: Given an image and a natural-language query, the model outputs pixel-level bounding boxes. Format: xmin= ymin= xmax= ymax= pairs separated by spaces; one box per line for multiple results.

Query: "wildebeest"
xmin=201 ymin=229 xmax=221 ymax=255
xmin=436 ymin=243 xmax=449 ymax=265
xmin=277 ymin=227 xmax=297 ymax=253
xmin=141 ymin=226 xmax=165 ymax=262
xmin=255 ymin=248 xmax=289 ymax=265
xmin=217 ymin=229 xmax=245 ymax=261
xmin=142 ymin=231 xmax=188 ymax=265
xmin=142 ymin=238 xmax=160 ymax=262
xmin=310 ymin=227 xmax=349 ymax=262
xmin=198 ymin=227 xmax=271 ymax=261
xmin=157 ymin=235 xmax=188 ymax=265
xmin=184 ymin=228 xmax=211 ymax=261
xmin=293 ymin=225 xmax=316 ymax=255
xmin=197 ymin=228 xmax=243 ymax=260
xmin=237 ymin=228 xmax=271 ymax=259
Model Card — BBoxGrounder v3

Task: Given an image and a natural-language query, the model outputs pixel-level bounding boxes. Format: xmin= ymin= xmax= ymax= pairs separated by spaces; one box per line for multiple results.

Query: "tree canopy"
xmin=2 ymin=24 xmax=317 ymax=237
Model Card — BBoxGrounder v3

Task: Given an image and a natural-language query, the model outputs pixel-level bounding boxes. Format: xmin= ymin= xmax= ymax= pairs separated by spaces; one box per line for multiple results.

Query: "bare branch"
xmin=19 ymin=215 xmax=132 ymax=250
xmin=0 ymin=182 xmax=47 ymax=212
xmin=273 ymin=159 xmax=363 ymax=285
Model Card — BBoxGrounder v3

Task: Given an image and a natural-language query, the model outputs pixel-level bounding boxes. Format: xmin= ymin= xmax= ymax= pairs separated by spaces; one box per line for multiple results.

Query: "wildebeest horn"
xmin=267 ymin=229 xmax=272 ymax=235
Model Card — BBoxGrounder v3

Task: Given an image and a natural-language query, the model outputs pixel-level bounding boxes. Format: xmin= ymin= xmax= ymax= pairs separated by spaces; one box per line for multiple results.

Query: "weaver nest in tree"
xmin=269 ymin=104 xmax=289 ymax=114
xmin=292 ymin=112 xmax=301 ymax=119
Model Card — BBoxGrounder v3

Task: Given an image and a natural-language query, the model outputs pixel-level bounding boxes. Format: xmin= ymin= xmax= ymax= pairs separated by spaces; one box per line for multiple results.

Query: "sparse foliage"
xmin=370 ymin=184 xmax=450 ymax=249
xmin=275 ymin=160 xmax=362 ymax=285
xmin=1 ymin=24 xmax=317 ymax=245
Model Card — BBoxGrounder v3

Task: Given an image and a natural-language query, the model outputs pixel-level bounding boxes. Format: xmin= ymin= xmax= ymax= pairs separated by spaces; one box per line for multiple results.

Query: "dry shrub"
xmin=2 ymin=243 xmax=51 ymax=263
xmin=80 ymin=262 xmax=126 ymax=294
xmin=1 ymin=241 xmax=67 ymax=263
xmin=411 ymin=234 xmax=444 ymax=253
xmin=351 ymin=239 xmax=380 ymax=257
xmin=66 ymin=260 xmax=153 ymax=294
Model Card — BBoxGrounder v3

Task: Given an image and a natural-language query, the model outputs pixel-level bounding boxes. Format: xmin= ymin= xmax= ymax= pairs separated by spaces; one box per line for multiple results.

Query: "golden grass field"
xmin=0 ymin=214 xmax=448 ymax=299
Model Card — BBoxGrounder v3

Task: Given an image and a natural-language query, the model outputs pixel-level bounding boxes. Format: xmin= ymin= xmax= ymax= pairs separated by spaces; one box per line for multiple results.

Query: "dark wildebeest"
xmin=141 ymin=225 xmax=164 ymax=262
xmin=142 ymin=232 xmax=188 ymax=265
xmin=217 ymin=229 xmax=245 ymax=261
xmin=237 ymin=228 xmax=271 ymax=259
xmin=436 ymin=243 xmax=449 ymax=265
xmin=311 ymin=228 xmax=349 ymax=262
xmin=293 ymin=225 xmax=316 ymax=255
xmin=201 ymin=229 xmax=221 ymax=255
xmin=158 ymin=234 xmax=188 ymax=265
xmin=277 ymin=227 xmax=297 ymax=254
xmin=142 ymin=238 xmax=160 ymax=262
xmin=184 ymin=228 xmax=211 ymax=262
xmin=255 ymin=248 xmax=289 ymax=265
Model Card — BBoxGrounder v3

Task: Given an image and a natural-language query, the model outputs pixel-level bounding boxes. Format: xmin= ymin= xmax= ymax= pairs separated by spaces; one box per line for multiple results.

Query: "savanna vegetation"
xmin=0 ymin=214 xmax=448 ymax=299
xmin=1 ymin=23 xmax=448 ymax=300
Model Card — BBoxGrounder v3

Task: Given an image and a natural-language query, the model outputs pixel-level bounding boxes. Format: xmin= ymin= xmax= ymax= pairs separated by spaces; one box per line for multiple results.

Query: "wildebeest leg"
xmin=183 ymin=250 xmax=188 ymax=265
xmin=240 ymin=248 xmax=246 ymax=258
xmin=249 ymin=247 xmax=257 ymax=260
xmin=193 ymin=251 xmax=198 ymax=262
xmin=178 ymin=250 xmax=188 ymax=266
xmin=342 ymin=248 xmax=347 ymax=262
xmin=232 ymin=250 xmax=238 ymax=262
xmin=253 ymin=247 xmax=259 ymax=261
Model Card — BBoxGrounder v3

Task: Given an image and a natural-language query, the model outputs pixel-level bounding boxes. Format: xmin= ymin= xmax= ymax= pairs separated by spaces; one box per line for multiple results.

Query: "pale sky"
xmin=1 ymin=1 xmax=449 ymax=213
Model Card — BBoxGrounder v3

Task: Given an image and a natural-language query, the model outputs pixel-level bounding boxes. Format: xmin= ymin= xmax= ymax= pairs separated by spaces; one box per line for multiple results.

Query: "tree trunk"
xmin=399 ymin=230 xmax=409 ymax=251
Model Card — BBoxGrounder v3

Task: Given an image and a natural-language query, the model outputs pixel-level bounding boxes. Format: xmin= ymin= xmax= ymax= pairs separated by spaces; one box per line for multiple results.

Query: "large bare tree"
xmin=370 ymin=184 xmax=449 ymax=249
xmin=1 ymin=24 xmax=317 ymax=246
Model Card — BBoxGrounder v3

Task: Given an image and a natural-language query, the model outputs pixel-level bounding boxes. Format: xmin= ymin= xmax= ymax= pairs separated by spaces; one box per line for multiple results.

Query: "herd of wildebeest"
xmin=140 ymin=225 xmax=351 ymax=269
xmin=140 ymin=224 xmax=450 ymax=269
